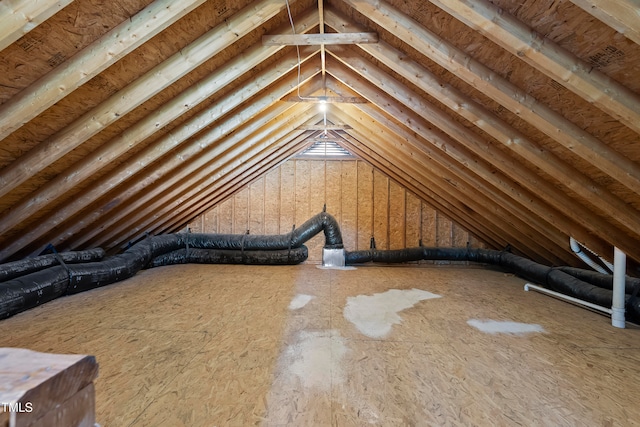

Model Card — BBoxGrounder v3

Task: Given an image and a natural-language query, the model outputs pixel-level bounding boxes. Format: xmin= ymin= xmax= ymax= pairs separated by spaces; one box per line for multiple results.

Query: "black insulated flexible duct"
xmin=2 ymin=211 xmax=638 ymax=323
xmin=0 ymin=212 xmax=342 ymax=319
xmin=0 ymin=248 xmax=105 ymax=282
xmin=345 ymin=247 xmax=640 ymax=322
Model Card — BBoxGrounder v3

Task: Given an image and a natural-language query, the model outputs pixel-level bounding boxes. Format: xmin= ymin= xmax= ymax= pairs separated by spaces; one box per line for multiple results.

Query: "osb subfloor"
xmin=1 ymin=264 xmax=639 ymax=426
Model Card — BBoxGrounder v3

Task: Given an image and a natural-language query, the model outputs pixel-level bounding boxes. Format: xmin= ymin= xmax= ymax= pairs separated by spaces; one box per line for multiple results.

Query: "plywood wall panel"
xmin=405 ymin=192 xmax=422 ymax=247
xmin=189 ymin=159 xmax=488 ymax=262
xmin=373 ymin=169 xmax=389 ymax=250
xmin=233 ymin=188 xmax=249 ymax=234
xmin=218 ymin=198 xmax=233 ymax=234
xmin=279 ymin=161 xmax=295 ymax=233
xmin=294 ymin=160 xmax=311 ymax=227
xmin=341 ymin=161 xmax=358 ymax=253
xmin=357 ymin=161 xmax=374 ymax=251
xmin=421 ymin=202 xmax=437 ymax=246
xmin=204 ymin=206 xmax=219 ymax=233
xmin=388 ymin=180 xmax=405 ymax=250
xmin=453 ymin=223 xmax=468 ymax=248
xmin=309 ymin=160 xmax=326 ymax=214
xmin=249 ymin=178 xmax=265 ymax=235
xmin=264 ymin=169 xmax=280 ymax=235
xmin=325 ymin=161 xmax=342 ymax=222
xmin=437 ymin=213 xmax=453 ymax=247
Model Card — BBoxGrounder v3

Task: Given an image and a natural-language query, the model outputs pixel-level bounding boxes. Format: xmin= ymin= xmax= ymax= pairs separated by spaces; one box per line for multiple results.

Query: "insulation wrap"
xmin=345 ymin=246 xmax=640 ymax=322
xmin=0 ymin=212 xmax=340 ymax=319
xmin=0 ymin=248 xmax=105 ymax=282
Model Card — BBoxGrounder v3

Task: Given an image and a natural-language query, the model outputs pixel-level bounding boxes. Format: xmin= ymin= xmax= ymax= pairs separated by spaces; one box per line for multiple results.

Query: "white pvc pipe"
xmin=524 ymin=283 xmax=612 ymax=315
xmin=569 ymin=237 xmax=610 ymax=274
xmin=612 ymin=247 xmax=626 ymax=328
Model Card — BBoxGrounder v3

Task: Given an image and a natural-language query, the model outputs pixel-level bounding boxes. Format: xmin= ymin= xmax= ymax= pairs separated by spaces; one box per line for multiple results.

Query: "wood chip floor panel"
xmin=0 ymin=264 xmax=638 ymax=426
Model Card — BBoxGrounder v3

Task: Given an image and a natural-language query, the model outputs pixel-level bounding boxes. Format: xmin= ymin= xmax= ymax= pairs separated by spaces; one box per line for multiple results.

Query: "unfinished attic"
xmin=1 ymin=0 xmax=639 ymax=425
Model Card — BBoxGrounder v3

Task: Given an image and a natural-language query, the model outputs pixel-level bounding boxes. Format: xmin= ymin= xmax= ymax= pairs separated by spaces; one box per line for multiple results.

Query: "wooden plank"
xmin=326 ymin=52 xmax=635 ymax=261
xmin=0 ymin=0 xmax=75 ymax=52
xmin=388 ymin=180 xmax=405 ymax=249
xmin=156 ymin=135 xmax=312 ymax=241
xmin=0 ymin=0 xmax=208 ymax=141
xmin=373 ymin=169 xmax=389 ymax=250
xmin=569 ymin=0 xmax=640 ymax=45
xmin=307 ymin=159 xmax=327 ymax=260
xmin=294 ymin=160 xmax=311 ymax=228
xmin=405 ymin=192 xmax=421 ymax=248
xmin=0 ymin=64 xmax=321 ymax=261
xmin=0 ymin=348 xmax=97 ymax=427
xmin=204 ymin=206 xmax=218 ymax=233
xmin=90 ymin=111 xmax=317 ymax=250
xmin=356 ymin=161 xmax=374 ymax=251
xmin=421 ymin=203 xmax=437 ymax=247
xmin=429 ymin=0 xmax=640 ymax=135
xmin=341 ymin=160 xmax=358 ymax=253
xmin=280 ymin=160 xmax=296 ymax=232
xmin=31 ymin=383 xmax=95 ymax=427
xmin=249 ymin=178 xmax=265 ymax=235
xmin=340 ymin=133 xmax=503 ymax=252
xmin=218 ymin=198 xmax=233 ymax=234
xmin=0 ymin=45 xmax=319 ymax=244
xmin=332 ymin=110 xmax=566 ymax=264
xmin=325 ymin=161 xmax=342 ymax=222
xmin=437 ymin=213 xmax=453 ymax=247
xmin=453 ymin=223 xmax=469 ymax=248
xmin=0 ymin=0 xmax=299 ymax=201
xmin=327 ymin=13 xmax=640 ymax=253
xmin=262 ymin=32 xmax=378 ymax=46
xmin=234 ymin=188 xmax=249 ymax=235
xmin=337 ymin=134 xmax=502 ymax=251
xmin=264 ymin=168 xmax=281 ymax=235
xmin=333 ymin=3 xmax=640 ymax=197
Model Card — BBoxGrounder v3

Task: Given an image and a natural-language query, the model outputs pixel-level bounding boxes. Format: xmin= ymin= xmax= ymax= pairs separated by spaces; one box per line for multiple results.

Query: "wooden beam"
xmin=298 ymin=124 xmax=352 ymax=130
xmin=331 ymin=110 xmax=562 ymax=264
xmin=324 ymin=10 xmax=640 ymax=252
xmin=324 ymin=73 xmax=620 ymax=260
xmin=0 ymin=0 xmax=207 ymax=141
xmin=0 ymin=45 xmax=320 ymax=259
xmin=98 ymin=109 xmax=318 ymax=249
xmin=569 ymin=0 xmax=640 ymax=46
xmin=67 ymin=92 xmax=320 ymax=251
xmin=0 ymin=0 xmax=74 ymax=52
xmin=262 ymin=32 xmax=378 ymax=45
xmin=332 ymin=132 xmax=502 ymax=250
xmin=340 ymin=0 xmax=640 ymax=196
xmin=0 ymin=61 xmax=322 ymax=261
xmin=282 ymin=95 xmax=367 ymax=103
xmin=158 ymin=133 xmax=313 ymax=237
xmin=429 ymin=0 xmax=640 ymax=135
xmin=0 ymin=0 xmax=306 ymax=201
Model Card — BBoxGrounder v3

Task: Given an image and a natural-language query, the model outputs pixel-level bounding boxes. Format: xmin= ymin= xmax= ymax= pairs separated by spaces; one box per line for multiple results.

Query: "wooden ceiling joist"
xmin=332 ymin=114 xmax=556 ymax=263
xmin=430 ymin=0 xmax=640 ymax=135
xmin=0 ymin=0 xmax=75 ymax=52
xmin=331 ymin=107 xmax=572 ymax=265
xmin=262 ymin=32 xmax=378 ymax=45
xmin=324 ymin=10 xmax=640 ymax=251
xmin=569 ymin=0 xmax=640 ymax=46
xmin=109 ymin=109 xmax=319 ymax=249
xmin=324 ymin=74 xmax=621 ymax=260
xmin=1 ymin=58 xmax=323 ymax=260
xmin=0 ymin=0 xmax=208 ymax=141
xmin=0 ymin=0 xmax=302 ymax=201
xmin=340 ymin=0 xmax=640 ymax=196
xmin=0 ymin=46 xmax=320 ymax=253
